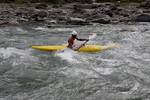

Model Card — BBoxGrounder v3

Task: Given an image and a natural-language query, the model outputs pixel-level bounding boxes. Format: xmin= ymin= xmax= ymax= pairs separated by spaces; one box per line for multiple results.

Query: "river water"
xmin=0 ymin=23 xmax=150 ymax=100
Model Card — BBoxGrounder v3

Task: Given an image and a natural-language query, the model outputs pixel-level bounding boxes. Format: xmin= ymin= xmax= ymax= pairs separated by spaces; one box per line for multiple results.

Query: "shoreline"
xmin=0 ymin=2 xmax=150 ymax=27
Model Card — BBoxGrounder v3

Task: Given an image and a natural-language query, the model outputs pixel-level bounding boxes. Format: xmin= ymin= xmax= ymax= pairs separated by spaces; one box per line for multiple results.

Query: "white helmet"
xmin=71 ymin=30 xmax=78 ymax=35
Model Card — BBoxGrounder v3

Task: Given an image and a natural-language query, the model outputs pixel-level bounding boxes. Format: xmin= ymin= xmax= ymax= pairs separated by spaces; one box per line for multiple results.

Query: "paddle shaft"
xmin=74 ymin=33 xmax=97 ymax=51
xmin=74 ymin=40 xmax=88 ymax=51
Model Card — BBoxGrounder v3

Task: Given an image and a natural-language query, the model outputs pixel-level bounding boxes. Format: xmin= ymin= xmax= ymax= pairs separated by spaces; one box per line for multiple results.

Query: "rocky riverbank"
xmin=0 ymin=1 xmax=150 ymax=27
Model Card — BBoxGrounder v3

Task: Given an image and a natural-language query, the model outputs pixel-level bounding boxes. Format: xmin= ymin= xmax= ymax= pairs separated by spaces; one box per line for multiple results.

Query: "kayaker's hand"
xmin=86 ymin=39 xmax=89 ymax=41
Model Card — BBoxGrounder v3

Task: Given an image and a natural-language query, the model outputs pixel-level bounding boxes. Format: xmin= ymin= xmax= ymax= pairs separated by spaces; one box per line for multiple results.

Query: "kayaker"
xmin=67 ymin=30 xmax=89 ymax=50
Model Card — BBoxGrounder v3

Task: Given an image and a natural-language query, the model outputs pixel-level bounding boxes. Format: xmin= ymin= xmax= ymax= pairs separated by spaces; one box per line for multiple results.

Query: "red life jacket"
xmin=67 ymin=36 xmax=75 ymax=48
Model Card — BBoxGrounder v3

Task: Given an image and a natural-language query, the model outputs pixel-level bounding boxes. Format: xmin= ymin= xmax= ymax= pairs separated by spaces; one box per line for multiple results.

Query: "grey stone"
xmin=134 ymin=14 xmax=150 ymax=22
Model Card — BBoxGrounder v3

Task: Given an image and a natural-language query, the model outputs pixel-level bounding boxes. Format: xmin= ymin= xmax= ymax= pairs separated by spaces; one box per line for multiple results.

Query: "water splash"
xmin=0 ymin=47 xmax=38 ymax=66
xmin=55 ymin=48 xmax=81 ymax=63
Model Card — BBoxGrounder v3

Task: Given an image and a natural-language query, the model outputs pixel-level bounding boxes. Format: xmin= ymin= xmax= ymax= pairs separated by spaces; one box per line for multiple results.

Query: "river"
xmin=0 ymin=23 xmax=150 ymax=100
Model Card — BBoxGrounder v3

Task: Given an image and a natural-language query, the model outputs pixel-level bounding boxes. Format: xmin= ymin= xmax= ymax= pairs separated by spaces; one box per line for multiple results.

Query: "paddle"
xmin=74 ymin=33 xmax=97 ymax=51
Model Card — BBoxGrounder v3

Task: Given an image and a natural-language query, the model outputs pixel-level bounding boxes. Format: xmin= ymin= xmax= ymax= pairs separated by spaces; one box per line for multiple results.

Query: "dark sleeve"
xmin=76 ymin=37 xmax=89 ymax=41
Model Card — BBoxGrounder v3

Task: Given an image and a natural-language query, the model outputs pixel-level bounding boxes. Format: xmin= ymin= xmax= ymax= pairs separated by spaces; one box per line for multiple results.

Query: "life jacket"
xmin=67 ymin=36 xmax=76 ymax=48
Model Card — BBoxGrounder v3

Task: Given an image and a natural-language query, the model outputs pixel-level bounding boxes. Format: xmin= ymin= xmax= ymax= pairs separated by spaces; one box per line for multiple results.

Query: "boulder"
xmin=134 ymin=14 xmax=150 ymax=22
xmin=65 ymin=0 xmax=93 ymax=4
xmin=0 ymin=19 xmax=19 ymax=26
xmin=89 ymin=14 xmax=111 ymax=24
xmin=73 ymin=3 xmax=102 ymax=9
xmin=35 ymin=3 xmax=48 ymax=9
xmin=9 ymin=19 xmax=19 ymax=25
xmin=143 ymin=10 xmax=150 ymax=13
xmin=91 ymin=17 xmax=110 ymax=24
xmin=31 ymin=10 xmax=48 ymax=21
xmin=18 ymin=18 xmax=29 ymax=22
xmin=0 ymin=20 xmax=9 ymax=26
xmin=80 ymin=0 xmax=93 ymax=4
xmin=45 ymin=20 xmax=57 ymax=24
xmin=101 ymin=7 xmax=114 ymax=17
xmin=140 ymin=0 xmax=150 ymax=9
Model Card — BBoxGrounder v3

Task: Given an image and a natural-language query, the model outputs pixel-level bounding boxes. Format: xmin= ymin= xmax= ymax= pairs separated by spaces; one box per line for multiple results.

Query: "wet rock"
xmin=48 ymin=9 xmax=66 ymax=17
xmin=101 ymin=7 xmax=114 ymax=17
xmin=15 ymin=7 xmax=29 ymax=17
xmin=72 ymin=5 xmax=88 ymax=15
xmin=90 ymin=15 xmax=111 ymax=24
xmin=18 ymin=18 xmax=29 ymax=22
xmin=118 ymin=9 xmax=131 ymax=17
xmin=0 ymin=2 xmax=148 ymax=26
xmin=67 ymin=17 xmax=89 ymax=25
xmin=140 ymin=0 xmax=150 ymax=9
xmin=86 ymin=11 xmax=102 ymax=20
xmin=9 ymin=19 xmax=19 ymax=25
xmin=45 ymin=20 xmax=57 ymax=24
xmin=91 ymin=18 xmax=110 ymax=24
xmin=109 ymin=4 xmax=118 ymax=11
xmin=31 ymin=10 xmax=48 ymax=21
xmin=0 ymin=19 xmax=19 ymax=26
xmin=57 ymin=16 xmax=68 ymax=24
xmin=143 ymin=10 xmax=150 ymax=13
xmin=36 ymin=10 xmax=48 ymax=17
xmin=73 ymin=3 xmax=102 ymax=9
xmin=134 ymin=14 xmax=150 ymax=22
xmin=65 ymin=0 xmax=93 ymax=4
xmin=35 ymin=3 xmax=48 ymax=9
xmin=80 ymin=0 xmax=93 ymax=4
xmin=119 ymin=16 xmax=130 ymax=23
xmin=0 ymin=20 xmax=7 ymax=26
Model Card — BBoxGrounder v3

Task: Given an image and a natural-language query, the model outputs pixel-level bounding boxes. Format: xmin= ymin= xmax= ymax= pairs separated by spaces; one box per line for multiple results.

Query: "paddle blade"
xmin=88 ymin=33 xmax=97 ymax=40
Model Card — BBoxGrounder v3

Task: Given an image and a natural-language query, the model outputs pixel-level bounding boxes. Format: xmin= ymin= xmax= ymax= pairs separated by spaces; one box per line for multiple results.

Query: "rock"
xmin=87 ymin=14 xmax=111 ymax=24
xmin=73 ymin=3 xmax=102 ymax=9
xmin=15 ymin=8 xmax=29 ymax=17
xmin=65 ymin=0 xmax=93 ymax=4
xmin=9 ymin=19 xmax=19 ymax=25
xmin=0 ymin=2 xmax=146 ymax=26
xmin=134 ymin=14 xmax=150 ymax=22
xmin=109 ymin=4 xmax=117 ymax=11
xmin=72 ymin=6 xmax=86 ymax=14
xmin=18 ymin=18 xmax=29 ymax=22
xmin=36 ymin=11 xmax=48 ymax=18
xmin=101 ymin=7 xmax=114 ymax=17
xmin=80 ymin=0 xmax=93 ymax=4
xmin=57 ymin=16 xmax=68 ymax=24
xmin=57 ymin=16 xmax=67 ymax=21
xmin=91 ymin=17 xmax=111 ymax=24
xmin=31 ymin=10 xmax=48 ymax=21
xmin=119 ymin=17 xmax=130 ymax=23
xmin=35 ymin=3 xmax=48 ymax=9
xmin=143 ymin=10 xmax=150 ymax=13
xmin=0 ymin=19 xmax=19 ymax=26
xmin=140 ymin=0 xmax=150 ymax=9
xmin=45 ymin=20 xmax=57 ymax=24
xmin=67 ymin=17 xmax=89 ymax=25
xmin=0 ymin=20 xmax=9 ymax=26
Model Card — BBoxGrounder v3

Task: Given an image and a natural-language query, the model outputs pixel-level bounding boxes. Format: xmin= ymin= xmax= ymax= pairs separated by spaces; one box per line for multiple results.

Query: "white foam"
xmin=56 ymin=28 xmax=72 ymax=32
xmin=34 ymin=27 xmax=50 ymax=31
xmin=15 ymin=27 xmax=28 ymax=33
xmin=0 ymin=47 xmax=38 ymax=65
xmin=55 ymin=48 xmax=80 ymax=63
xmin=60 ymin=67 xmax=98 ymax=78
xmin=94 ymin=67 xmax=115 ymax=75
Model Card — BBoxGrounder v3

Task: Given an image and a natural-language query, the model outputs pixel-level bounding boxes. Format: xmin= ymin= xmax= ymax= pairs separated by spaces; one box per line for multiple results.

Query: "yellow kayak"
xmin=31 ymin=44 xmax=117 ymax=52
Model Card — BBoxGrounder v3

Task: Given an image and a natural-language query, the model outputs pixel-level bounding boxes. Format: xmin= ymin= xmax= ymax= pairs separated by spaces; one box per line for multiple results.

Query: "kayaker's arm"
xmin=76 ymin=38 xmax=89 ymax=41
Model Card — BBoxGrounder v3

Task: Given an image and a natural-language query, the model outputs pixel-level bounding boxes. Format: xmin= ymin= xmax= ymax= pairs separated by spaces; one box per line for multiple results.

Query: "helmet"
xmin=71 ymin=30 xmax=78 ymax=35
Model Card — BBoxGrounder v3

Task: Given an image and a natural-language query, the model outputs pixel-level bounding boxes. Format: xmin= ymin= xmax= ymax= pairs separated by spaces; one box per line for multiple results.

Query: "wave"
xmin=0 ymin=47 xmax=38 ymax=66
